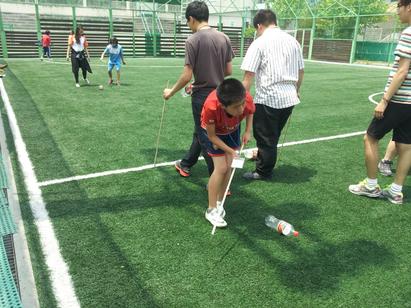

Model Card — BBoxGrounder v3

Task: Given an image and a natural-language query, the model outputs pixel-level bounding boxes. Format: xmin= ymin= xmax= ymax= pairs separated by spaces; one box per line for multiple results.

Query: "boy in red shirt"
xmin=41 ymin=30 xmax=51 ymax=60
xmin=201 ymin=78 xmax=255 ymax=227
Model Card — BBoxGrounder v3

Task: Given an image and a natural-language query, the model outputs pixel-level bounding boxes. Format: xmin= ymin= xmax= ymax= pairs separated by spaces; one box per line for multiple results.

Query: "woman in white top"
xmin=68 ymin=27 xmax=92 ymax=88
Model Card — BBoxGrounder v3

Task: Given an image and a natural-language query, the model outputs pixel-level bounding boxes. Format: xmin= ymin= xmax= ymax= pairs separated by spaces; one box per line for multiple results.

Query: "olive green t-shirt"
xmin=185 ymin=28 xmax=234 ymax=93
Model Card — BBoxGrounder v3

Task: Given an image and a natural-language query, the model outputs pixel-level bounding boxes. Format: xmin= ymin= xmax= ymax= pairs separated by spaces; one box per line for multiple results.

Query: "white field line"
xmin=305 ymin=59 xmax=392 ymax=70
xmin=0 ymin=80 xmax=80 ymax=308
xmin=368 ymin=92 xmax=384 ymax=105
xmin=44 ymin=59 xmax=392 ymax=70
xmin=7 ymin=58 xmax=392 ymax=70
xmin=43 ymin=60 xmax=186 ymax=68
xmin=0 ymin=102 xmax=40 ymax=307
xmin=39 ymin=130 xmax=366 ymax=187
xmin=39 ymin=161 xmax=176 ymax=187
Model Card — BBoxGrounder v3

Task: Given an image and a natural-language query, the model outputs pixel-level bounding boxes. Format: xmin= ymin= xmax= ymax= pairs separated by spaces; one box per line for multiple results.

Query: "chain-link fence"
xmin=275 ymin=13 xmax=403 ymax=65
xmin=0 ymin=0 xmax=404 ymax=65
xmin=0 ymin=0 xmax=252 ymax=59
xmin=356 ymin=14 xmax=401 ymax=63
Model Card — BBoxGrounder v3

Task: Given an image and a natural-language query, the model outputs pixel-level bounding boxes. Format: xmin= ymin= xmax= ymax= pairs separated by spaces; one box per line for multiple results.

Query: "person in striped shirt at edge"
xmin=240 ymin=9 xmax=304 ymax=180
xmin=349 ymin=0 xmax=411 ymax=205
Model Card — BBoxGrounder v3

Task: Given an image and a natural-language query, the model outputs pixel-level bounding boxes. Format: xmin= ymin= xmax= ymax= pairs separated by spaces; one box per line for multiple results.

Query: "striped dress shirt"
xmin=385 ymin=26 xmax=411 ymax=104
xmin=241 ymin=27 xmax=304 ymax=109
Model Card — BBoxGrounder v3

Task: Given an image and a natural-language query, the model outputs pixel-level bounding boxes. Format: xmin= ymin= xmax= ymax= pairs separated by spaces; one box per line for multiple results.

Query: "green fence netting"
xmin=0 ymin=239 xmax=22 ymax=308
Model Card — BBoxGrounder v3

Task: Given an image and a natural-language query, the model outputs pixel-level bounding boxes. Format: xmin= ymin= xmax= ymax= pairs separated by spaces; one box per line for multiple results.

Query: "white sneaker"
xmin=216 ymin=201 xmax=226 ymax=218
xmin=84 ymin=78 xmax=90 ymax=85
xmin=381 ymin=185 xmax=403 ymax=204
xmin=75 ymin=83 xmax=80 ymax=88
xmin=348 ymin=179 xmax=381 ymax=198
xmin=205 ymin=208 xmax=227 ymax=227
xmin=378 ymin=160 xmax=393 ymax=176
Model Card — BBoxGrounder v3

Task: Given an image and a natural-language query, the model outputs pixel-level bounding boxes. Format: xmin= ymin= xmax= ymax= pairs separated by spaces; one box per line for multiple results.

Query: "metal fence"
xmin=0 ymin=1 xmax=253 ymax=59
xmin=0 ymin=0 xmax=404 ymax=65
xmin=278 ymin=12 xmax=402 ymax=65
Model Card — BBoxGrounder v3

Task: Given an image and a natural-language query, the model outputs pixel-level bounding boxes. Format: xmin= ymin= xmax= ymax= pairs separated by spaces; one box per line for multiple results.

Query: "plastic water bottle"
xmin=180 ymin=83 xmax=193 ymax=97
xmin=265 ymin=215 xmax=299 ymax=237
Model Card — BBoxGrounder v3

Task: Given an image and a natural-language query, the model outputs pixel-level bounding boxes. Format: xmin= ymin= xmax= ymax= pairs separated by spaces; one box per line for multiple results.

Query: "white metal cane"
xmin=212 ymin=143 xmax=245 ymax=235
xmin=154 ymin=81 xmax=169 ymax=167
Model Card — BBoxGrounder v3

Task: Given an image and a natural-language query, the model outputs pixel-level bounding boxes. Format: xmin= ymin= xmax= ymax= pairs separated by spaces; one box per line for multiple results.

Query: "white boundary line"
xmin=304 ymin=59 xmax=392 ymax=70
xmin=368 ymin=92 xmax=384 ymax=105
xmin=0 ymin=80 xmax=80 ymax=308
xmin=39 ymin=130 xmax=366 ymax=187
xmin=39 ymin=161 xmax=176 ymax=187
xmin=44 ymin=59 xmax=392 ymax=70
xmin=0 ymin=101 xmax=40 ymax=307
xmin=7 ymin=57 xmax=393 ymax=70
xmin=43 ymin=60 xmax=186 ymax=68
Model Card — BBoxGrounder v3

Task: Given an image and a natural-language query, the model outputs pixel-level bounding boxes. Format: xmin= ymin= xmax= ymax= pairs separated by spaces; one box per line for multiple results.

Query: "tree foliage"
xmin=244 ymin=26 xmax=256 ymax=38
xmin=269 ymin=0 xmax=389 ymax=39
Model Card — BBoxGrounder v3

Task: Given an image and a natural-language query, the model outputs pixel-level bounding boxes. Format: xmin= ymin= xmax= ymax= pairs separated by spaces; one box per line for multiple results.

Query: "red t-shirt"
xmin=201 ymin=90 xmax=255 ymax=135
xmin=42 ymin=34 xmax=51 ymax=47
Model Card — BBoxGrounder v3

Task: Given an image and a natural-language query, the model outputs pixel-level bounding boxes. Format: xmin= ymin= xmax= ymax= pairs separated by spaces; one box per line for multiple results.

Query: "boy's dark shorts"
xmin=200 ymin=128 xmax=240 ymax=157
xmin=367 ymin=102 xmax=411 ymax=144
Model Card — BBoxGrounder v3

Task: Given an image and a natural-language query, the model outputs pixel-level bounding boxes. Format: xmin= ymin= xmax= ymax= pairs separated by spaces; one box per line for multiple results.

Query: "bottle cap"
xmin=293 ymin=231 xmax=299 ymax=237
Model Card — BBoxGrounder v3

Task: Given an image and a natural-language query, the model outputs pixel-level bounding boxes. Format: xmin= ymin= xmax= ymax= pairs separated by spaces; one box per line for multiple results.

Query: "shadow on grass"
xmin=1 ymin=69 xmax=161 ymax=307
xmin=138 ymin=147 xmax=212 ymax=179
xmin=2 ymin=68 xmax=396 ymax=303
xmin=138 ymin=148 xmax=187 ymax=165
xmin=235 ymin=201 xmax=321 ymax=241
xmin=44 ymin=174 xmax=394 ymax=297
xmin=272 ymin=164 xmax=317 ymax=184
xmin=239 ymin=163 xmax=317 ymax=184
xmin=229 ymin=199 xmax=392 ymax=294
xmin=276 ymin=239 xmax=392 ymax=292
xmin=232 ymin=222 xmax=392 ymax=294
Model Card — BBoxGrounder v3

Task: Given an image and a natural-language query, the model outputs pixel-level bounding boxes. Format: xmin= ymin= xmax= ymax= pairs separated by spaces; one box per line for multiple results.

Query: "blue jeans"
xmin=43 ymin=47 xmax=51 ymax=58
xmin=180 ymin=88 xmax=214 ymax=176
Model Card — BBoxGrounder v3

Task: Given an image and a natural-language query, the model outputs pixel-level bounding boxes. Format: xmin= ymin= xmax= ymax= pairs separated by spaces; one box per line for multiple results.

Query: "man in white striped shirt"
xmin=241 ymin=9 xmax=304 ymax=180
xmin=349 ymin=0 xmax=411 ymax=205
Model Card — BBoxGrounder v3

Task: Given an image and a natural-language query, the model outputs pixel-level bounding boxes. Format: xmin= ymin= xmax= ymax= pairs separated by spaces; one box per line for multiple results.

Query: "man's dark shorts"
xmin=367 ymin=102 xmax=411 ymax=144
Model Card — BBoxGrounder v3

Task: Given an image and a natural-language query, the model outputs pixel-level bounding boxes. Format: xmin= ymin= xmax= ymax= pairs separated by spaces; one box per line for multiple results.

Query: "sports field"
xmin=1 ymin=58 xmax=411 ymax=307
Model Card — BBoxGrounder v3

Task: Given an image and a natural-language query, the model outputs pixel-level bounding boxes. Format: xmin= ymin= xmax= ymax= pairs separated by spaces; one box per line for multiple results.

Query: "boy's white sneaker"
xmin=84 ymin=78 xmax=90 ymax=85
xmin=75 ymin=83 xmax=80 ymax=88
xmin=205 ymin=208 xmax=227 ymax=227
xmin=216 ymin=202 xmax=226 ymax=218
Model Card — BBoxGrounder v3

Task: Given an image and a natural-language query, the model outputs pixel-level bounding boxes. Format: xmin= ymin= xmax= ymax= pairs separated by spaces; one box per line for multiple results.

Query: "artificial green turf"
xmin=3 ymin=58 xmax=387 ymax=181
xmin=1 ymin=108 xmax=57 ymax=307
xmin=2 ymin=58 xmax=411 ymax=307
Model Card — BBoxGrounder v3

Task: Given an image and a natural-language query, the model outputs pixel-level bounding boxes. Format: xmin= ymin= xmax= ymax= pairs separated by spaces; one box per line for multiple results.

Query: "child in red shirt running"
xmin=201 ymin=78 xmax=255 ymax=227
xmin=41 ymin=30 xmax=51 ymax=60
